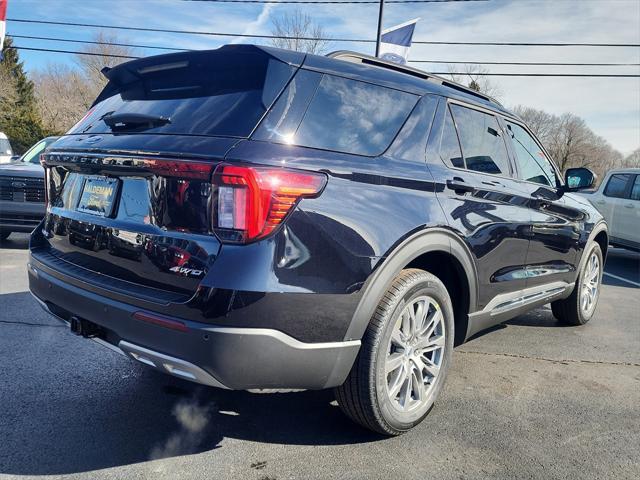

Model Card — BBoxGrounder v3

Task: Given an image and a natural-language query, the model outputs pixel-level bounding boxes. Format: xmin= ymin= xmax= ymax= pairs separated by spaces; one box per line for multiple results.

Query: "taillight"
xmin=212 ymin=164 xmax=326 ymax=243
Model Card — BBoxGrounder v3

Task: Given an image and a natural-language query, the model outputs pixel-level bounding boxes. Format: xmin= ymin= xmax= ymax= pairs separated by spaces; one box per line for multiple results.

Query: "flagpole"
xmin=375 ymin=0 xmax=385 ymax=57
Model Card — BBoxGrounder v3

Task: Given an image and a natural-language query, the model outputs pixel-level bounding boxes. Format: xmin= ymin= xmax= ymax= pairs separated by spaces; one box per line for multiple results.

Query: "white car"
xmin=580 ymin=168 xmax=640 ymax=251
xmin=0 ymin=132 xmax=14 ymax=164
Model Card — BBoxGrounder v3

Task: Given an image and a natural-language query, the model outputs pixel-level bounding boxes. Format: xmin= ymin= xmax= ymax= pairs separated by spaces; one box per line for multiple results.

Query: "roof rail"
xmin=327 ymin=50 xmax=502 ymax=106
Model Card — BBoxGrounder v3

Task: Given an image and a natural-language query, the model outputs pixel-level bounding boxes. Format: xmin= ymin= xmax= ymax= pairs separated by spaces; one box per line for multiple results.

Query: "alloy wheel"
xmin=385 ymin=296 xmax=446 ymax=412
xmin=581 ymin=251 xmax=600 ymax=315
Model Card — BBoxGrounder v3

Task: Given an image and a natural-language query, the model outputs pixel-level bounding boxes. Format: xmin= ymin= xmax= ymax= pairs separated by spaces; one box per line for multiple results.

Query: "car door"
xmin=501 ymin=118 xmax=583 ymax=290
xmin=600 ymin=173 xmax=636 ymax=242
xmin=617 ymin=174 xmax=640 ymax=245
xmin=588 ymin=173 xmax=615 ymax=223
xmin=429 ymin=100 xmax=531 ymax=313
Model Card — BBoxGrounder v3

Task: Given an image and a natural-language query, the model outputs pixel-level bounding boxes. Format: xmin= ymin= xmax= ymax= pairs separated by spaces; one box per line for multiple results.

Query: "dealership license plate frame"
xmin=77 ymin=176 xmax=120 ymax=217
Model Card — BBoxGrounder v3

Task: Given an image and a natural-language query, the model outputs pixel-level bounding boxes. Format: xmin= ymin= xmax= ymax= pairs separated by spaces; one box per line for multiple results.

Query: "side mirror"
xmin=564 ymin=167 xmax=595 ymax=191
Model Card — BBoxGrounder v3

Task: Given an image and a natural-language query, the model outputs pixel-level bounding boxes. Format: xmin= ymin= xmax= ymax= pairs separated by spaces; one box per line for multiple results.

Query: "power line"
xmin=184 ymin=0 xmax=487 ymax=3
xmin=410 ymin=60 xmax=640 ymax=67
xmin=9 ymin=34 xmax=640 ymax=67
xmin=413 ymin=40 xmax=640 ymax=47
xmin=9 ymin=45 xmax=640 ymax=77
xmin=8 ymin=18 xmax=640 ymax=47
xmin=7 ymin=17 xmax=366 ymax=43
xmin=10 ymin=34 xmax=186 ymax=52
xmin=8 ymin=45 xmax=139 ymax=59
xmin=429 ymin=72 xmax=640 ymax=77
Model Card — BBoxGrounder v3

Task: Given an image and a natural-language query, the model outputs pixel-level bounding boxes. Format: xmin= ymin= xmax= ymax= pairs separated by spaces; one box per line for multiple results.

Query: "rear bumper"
xmin=28 ymin=259 xmax=360 ymax=390
xmin=0 ymin=200 xmax=44 ymax=231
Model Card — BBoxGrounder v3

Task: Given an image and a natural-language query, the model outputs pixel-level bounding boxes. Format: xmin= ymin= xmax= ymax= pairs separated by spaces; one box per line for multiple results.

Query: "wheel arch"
xmin=344 ymin=228 xmax=478 ymax=343
xmin=580 ymin=221 xmax=608 ymax=273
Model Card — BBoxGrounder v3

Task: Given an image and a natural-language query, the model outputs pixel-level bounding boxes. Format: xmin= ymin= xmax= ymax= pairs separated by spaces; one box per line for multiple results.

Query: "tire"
xmin=0 ymin=230 xmax=11 ymax=241
xmin=335 ymin=268 xmax=455 ymax=435
xmin=551 ymin=242 xmax=603 ymax=326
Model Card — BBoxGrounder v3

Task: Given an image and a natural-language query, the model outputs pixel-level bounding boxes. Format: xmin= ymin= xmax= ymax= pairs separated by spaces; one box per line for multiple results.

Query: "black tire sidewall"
xmin=372 ymin=273 xmax=454 ymax=432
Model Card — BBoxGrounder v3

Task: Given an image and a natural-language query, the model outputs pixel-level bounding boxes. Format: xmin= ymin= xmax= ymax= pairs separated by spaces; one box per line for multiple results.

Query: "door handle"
xmin=446 ymin=177 xmax=475 ymax=195
xmin=595 ymin=200 xmax=605 ymax=205
xmin=482 ymin=180 xmax=504 ymax=188
xmin=624 ymin=203 xmax=634 ymax=209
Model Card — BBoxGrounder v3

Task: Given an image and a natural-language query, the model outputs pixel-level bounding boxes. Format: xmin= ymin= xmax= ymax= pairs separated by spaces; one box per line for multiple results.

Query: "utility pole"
xmin=375 ymin=0 xmax=385 ymax=57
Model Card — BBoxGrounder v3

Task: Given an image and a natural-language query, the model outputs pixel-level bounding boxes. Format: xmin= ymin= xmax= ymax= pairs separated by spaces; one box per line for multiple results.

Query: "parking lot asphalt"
xmin=0 ymin=233 xmax=638 ymax=480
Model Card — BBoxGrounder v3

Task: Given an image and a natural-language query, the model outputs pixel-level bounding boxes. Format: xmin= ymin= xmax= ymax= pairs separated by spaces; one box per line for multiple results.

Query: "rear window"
xmin=69 ymin=51 xmax=296 ymax=138
xmin=256 ymin=72 xmax=418 ymax=156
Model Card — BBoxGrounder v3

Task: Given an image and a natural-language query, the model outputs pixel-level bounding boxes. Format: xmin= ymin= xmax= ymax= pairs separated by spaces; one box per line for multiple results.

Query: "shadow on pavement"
xmin=602 ymin=247 xmax=639 ymax=288
xmin=0 ymin=293 xmax=381 ymax=476
xmin=0 ymin=232 xmax=30 ymax=250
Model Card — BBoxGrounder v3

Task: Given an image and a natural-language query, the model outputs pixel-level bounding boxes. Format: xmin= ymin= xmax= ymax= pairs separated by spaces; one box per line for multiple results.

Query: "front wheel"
xmin=335 ymin=269 xmax=454 ymax=435
xmin=552 ymin=243 xmax=603 ymax=326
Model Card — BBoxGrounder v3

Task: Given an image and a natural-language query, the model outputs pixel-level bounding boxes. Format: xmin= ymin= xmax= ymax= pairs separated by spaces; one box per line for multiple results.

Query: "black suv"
xmin=29 ymin=45 xmax=607 ymax=435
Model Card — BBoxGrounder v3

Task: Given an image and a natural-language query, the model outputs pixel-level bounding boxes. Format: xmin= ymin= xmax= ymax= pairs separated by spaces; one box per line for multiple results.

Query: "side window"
xmin=604 ymin=174 xmax=632 ymax=198
xmin=293 ymin=74 xmax=418 ymax=156
xmin=386 ymin=95 xmax=439 ymax=163
xmin=22 ymin=140 xmax=47 ymax=164
xmin=505 ymin=122 xmax=558 ymax=187
xmin=631 ymin=175 xmax=640 ymax=201
xmin=254 ymin=69 xmax=322 ymax=143
xmin=450 ymin=104 xmax=511 ymax=176
xmin=439 ymin=106 xmax=464 ymax=168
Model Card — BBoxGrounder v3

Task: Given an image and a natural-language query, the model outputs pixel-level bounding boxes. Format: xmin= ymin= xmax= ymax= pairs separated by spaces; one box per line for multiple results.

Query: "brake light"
xmin=212 ymin=164 xmax=326 ymax=243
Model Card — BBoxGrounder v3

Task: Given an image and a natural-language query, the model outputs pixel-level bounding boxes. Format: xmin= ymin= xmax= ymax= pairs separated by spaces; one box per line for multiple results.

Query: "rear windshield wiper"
xmin=102 ymin=112 xmax=171 ymax=131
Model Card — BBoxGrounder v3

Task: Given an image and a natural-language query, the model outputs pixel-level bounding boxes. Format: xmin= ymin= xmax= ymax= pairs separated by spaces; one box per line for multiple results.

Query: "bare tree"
xmin=621 ymin=148 xmax=640 ymax=168
xmin=513 ymin=105 xmax=625 ymax=179
xmin=512 ymin=105 xmax=555 ymax=147
xmin=270 ymin=10 xmax=330 ymax=54
xmin=33 ymin=63 xmax=94 ymax=134
xmin=446 ymin=64 xmax=503 ymax=101
xmin=32 ymin=32 xmax=137 ymax=134
xmin=75 ymin=32 xmax=137 ymax=97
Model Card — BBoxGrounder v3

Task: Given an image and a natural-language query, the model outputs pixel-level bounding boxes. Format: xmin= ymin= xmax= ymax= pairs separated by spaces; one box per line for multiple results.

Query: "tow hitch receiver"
xmin=69 ymin=316 xmax=101 ymax=338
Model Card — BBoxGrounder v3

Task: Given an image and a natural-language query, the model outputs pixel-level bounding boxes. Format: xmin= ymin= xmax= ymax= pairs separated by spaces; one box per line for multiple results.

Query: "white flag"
xmin=378 ymin=18 xmax=420 ymax=66
xmin=0 ymin=0 xmax=7 ymax=52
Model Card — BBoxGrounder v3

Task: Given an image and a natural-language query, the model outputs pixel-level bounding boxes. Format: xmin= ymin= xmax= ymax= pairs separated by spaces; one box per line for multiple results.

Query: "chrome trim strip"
xmin=206 ymin=326 xmax=361 ymax=351
xmin=118 ymin=340 xmax=229 ymax=389
xmin=480 ymin=281 xmax=571 ymax=316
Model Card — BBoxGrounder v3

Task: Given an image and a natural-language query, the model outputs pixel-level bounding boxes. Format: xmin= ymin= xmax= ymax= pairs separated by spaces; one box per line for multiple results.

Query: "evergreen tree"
xmin=0 ymin=37 xmax=46 ymax=154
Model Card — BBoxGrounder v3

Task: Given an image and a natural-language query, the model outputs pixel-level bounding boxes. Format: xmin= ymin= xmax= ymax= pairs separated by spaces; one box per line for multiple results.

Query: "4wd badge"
xmin=169 ymin=266 xmax=204 ymax=277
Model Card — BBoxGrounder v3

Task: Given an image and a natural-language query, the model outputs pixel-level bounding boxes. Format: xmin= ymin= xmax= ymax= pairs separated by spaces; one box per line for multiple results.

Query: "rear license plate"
xmin=77 ymin=176 xmax=119 ymax=217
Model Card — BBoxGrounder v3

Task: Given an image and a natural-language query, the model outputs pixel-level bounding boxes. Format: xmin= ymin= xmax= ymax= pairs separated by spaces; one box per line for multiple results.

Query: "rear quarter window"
xmin=271 ymin=73 xmax=418 ymax=156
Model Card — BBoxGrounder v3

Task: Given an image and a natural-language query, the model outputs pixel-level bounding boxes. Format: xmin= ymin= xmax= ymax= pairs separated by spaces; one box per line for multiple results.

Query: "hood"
xmin=0 ymin=161 xmax=45 ymax=178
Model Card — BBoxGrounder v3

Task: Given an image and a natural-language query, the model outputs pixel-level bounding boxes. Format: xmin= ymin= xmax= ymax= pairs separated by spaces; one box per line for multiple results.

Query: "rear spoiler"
xmin=94 ymin=44 xmax=306 ymax=107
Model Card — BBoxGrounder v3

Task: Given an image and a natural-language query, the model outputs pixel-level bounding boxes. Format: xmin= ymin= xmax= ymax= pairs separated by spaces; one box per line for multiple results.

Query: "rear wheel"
xmin=0 ymin=230 xmax=11 ymax=241
xmin=551 ymin=243 xmax=603 ymax=326
xmin=335 ymin=269 xmax=454 ymax=435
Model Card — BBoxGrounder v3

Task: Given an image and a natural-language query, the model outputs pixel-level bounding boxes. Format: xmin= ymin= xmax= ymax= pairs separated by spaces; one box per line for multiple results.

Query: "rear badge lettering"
xmin=169 ymin=266 xmax=204 ymax=277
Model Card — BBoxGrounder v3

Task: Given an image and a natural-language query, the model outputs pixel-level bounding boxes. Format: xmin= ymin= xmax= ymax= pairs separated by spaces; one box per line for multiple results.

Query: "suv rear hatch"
xmin=33 ymin=45 xmax=304 ymax=303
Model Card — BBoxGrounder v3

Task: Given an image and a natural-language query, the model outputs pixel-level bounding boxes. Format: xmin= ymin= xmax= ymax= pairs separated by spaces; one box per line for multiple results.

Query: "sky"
xmin=5 ymin=0 xmax=640 ymax=154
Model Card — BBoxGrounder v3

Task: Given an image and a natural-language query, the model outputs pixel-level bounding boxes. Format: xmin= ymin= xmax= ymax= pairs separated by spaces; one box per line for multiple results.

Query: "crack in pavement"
xmin=0 ymin=319 xmax=65 ymax=328
xmin=458 ymin=350 xmax=640 ymax=367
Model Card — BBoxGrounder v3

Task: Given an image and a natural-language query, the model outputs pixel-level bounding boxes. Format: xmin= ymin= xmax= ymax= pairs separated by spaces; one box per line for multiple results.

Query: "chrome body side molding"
xmin=466 ymin=281 xmax=574 ymax=338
